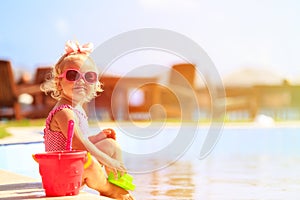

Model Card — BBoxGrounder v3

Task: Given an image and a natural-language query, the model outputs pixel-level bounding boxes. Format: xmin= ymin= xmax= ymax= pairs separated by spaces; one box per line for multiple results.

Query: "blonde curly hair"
xmin=40 ymin=51 xmax=103 ymax=102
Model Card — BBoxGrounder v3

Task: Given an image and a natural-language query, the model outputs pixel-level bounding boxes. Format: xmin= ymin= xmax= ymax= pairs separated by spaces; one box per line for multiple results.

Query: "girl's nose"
xmin=77 ymin=76 xmax=85 ymax=83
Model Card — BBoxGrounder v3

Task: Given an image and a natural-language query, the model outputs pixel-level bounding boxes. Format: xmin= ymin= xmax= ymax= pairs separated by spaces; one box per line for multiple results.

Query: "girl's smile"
xmin=73 ymin=85 xmax=88 ymax=94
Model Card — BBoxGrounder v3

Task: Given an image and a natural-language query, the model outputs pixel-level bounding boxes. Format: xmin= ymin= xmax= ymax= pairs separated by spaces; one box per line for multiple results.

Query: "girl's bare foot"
xmin=100 ymin=183 xmax=135 ymax=200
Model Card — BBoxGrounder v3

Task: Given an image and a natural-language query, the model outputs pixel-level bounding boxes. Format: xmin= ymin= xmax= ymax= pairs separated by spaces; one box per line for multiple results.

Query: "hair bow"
xmin=65 ymin=40 xmax=94 ymax=55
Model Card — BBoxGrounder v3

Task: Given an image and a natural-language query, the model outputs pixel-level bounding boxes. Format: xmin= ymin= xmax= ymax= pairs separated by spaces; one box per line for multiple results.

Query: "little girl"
xmin=41 ymin=40 xmax=135 ymax=200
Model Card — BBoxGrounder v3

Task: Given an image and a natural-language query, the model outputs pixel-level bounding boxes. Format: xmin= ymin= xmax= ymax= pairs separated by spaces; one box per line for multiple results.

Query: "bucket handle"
xmin=32 ymin=154 xmax=38 ymax=163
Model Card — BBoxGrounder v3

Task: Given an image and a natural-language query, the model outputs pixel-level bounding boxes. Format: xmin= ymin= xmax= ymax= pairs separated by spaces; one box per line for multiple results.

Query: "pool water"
xmin=0 ymin=142 xmax=43 ymax=179
xmin=1 ymin=125 xmax=300 ymax=199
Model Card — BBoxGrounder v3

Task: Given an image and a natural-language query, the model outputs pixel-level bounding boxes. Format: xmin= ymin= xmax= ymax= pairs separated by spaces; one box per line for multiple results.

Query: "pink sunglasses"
xmin=59 ymin=69 xmax=98 ymax=84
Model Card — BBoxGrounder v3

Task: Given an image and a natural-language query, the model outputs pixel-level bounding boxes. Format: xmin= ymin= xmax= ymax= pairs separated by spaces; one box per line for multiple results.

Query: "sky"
xmin=1 ymin=0 xmax=300 ymax=83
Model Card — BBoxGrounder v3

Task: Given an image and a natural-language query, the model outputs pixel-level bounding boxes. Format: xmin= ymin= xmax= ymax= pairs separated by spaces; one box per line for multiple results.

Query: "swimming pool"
xmin=1 ymin=125 xmax=300 ymax=199
xmin=0 ymin=142 xmax=43 ymax=179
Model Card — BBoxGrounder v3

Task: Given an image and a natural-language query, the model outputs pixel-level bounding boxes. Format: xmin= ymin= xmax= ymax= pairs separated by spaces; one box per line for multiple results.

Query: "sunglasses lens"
xmin=66 ymin=70 xmax=80 ymax=81
xmin=85 ymin=72 xmax=97 ymax=83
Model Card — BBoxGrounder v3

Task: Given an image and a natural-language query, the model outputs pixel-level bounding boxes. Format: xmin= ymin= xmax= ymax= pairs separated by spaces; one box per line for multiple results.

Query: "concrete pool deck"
xmin=0 ymin=169 xmax=114 ymax=199
xmin=0 ymin=169 xmax=114 ymax=200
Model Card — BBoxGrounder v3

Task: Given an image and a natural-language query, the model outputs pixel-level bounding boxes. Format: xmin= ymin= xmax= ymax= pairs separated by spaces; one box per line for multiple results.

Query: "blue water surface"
xmin=1 ymin=125 xmax=300 ymax=199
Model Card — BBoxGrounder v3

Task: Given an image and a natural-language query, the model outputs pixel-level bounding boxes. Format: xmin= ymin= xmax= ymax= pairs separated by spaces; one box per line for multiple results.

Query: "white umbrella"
xmin=222 ymin=67 xmax=288 ymax=87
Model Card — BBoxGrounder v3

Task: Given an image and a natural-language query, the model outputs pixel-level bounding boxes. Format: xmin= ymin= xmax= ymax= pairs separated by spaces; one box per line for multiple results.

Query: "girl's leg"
xmin=93 ymin=138 xmax=124 ymax=176
xmin=94 ymin=138 xmax=123 ymax=162
xmin=82 ymin=156 xmax=134 ymax=200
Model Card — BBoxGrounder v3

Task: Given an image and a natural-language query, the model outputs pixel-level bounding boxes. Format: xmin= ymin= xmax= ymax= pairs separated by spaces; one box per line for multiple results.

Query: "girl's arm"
xmin=54 ymin=109 xmax=126 ymax=173
xmin=89 ymin=128 xmax=116 ymax=143
xmin=75 ymin=126 xmax=126 ymax=172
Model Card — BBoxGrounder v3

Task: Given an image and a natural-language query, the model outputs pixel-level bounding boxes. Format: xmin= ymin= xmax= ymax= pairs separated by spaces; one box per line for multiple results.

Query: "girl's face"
xmin=58 ymin=55 xmax=98 ymax=104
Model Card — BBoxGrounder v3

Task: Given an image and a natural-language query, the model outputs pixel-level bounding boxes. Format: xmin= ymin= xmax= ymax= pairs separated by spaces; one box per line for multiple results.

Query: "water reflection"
xmin=133 ymin=161 xmax=195 ymax=199
xmin=131 ymin=154 xmax=300 ymax=200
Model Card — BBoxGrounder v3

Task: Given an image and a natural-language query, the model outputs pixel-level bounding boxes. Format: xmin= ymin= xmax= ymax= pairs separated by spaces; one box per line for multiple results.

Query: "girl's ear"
xmin=57 ymin=83 xmax=62 ymax=90
xmin=55 ymin=77 xmax=62 ymax=90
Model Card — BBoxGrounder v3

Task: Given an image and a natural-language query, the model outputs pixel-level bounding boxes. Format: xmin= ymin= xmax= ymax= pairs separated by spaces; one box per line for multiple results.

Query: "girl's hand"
xmin=101 ymin=128 xmax=116 ymax=140
xmin=107 ymin=158 xmax=127 ymax=177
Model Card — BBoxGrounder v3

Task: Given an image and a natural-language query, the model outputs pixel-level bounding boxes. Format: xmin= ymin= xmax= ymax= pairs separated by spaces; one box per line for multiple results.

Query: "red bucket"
xmin=34 ymin=150 xmax=87 ymax=197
